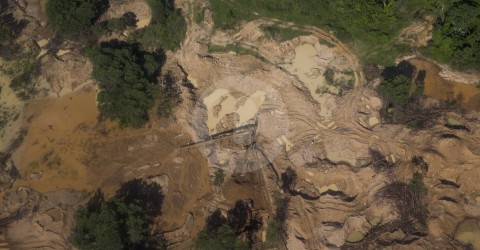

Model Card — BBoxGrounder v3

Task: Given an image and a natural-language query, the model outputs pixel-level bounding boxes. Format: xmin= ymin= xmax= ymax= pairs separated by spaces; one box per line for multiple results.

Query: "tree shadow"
xmin=381 ymin=60 xmax=416 ymax=81
xmin=116 ymin=178 xmax=164 ymax=218
xmin=86 ymin=189 xmax=105 ymax=213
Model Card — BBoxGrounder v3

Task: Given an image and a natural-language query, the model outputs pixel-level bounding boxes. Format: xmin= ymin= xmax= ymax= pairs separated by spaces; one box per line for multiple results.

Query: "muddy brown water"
xmin=410 ymin=59 xmax=480 ymax=111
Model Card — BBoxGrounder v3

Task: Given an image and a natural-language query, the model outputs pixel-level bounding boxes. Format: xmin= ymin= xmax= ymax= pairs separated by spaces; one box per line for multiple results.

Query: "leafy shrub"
xmin=261 ymin=25 xmax=310 ymax=42
xmin=409 ymin=173 xmax=428 ymax=198
xmin=324 ymin=68 xmax=335 ymax=85
xmin=213 ymin=168 xmax=225 ymax=187
xmin=6 ymin=49 xmax=40 ymax=100
xmin=155 ymin=71 xmax=181 ymax=117
xmin=265 ymin=191 xmax=289 ymax=248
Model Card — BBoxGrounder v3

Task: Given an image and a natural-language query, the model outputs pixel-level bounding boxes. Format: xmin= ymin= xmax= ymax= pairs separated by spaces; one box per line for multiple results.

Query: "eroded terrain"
xmin=1 ymin=0 xmax=480 ymax=249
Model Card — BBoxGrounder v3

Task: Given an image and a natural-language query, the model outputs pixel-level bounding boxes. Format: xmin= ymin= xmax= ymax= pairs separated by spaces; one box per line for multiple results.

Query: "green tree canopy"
xmin=377 ymin=75 xmax=413 ymax=108
xmin=195 ymin=224 xmax=249 ymax=250
xmin=86 ymin=41 xmax=165 ymax=127
xmin=46 ymin=0 xmax=107 ymax=35
xmin=73 ymin=198 xmax=147 ymax=250
xmin=426 ymin=0 xmax=480 ymax=70
xmin=133 ymin=0 xmax=186 ymax=51
xmin=73 ymin=179 xmax=165 ymax=249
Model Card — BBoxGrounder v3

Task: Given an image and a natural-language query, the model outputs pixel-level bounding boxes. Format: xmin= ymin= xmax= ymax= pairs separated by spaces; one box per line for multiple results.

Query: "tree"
xmin=426 ymin=0 xmax=480 ymax=70
xmin=377 ymin=75 xmax=413 ymax=108
xmin=73 ymin=199 xmax=147 ymax=250
xmin=133 ymin=0 xmax=186 ymax=51
xmin=73 ymin=179 xmax=164 ymax=249
xmin=46 ymin=0 xmax=108 ymax=35
xmin=86 ymin=41 xmax=167 ymax=127
xmin=195 ymin=199 xmax=263 ymax=249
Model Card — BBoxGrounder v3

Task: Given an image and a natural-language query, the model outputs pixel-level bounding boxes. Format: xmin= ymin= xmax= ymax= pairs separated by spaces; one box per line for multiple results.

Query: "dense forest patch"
xmin=425 ymin=0 xmax=480 ymax=71
xmin=46 ymin=0 xmax=108 ymax=35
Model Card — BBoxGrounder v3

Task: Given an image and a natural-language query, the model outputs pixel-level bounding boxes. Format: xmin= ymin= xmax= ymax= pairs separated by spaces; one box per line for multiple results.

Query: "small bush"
xmin=6 ymin=49 xmax=40 ymax=100
xmin=193 ymin=7 xmax=206 ymax=25
xmin=213 ymin=168 xmax=225 ymax=187
xmin=266 ymin=191 xmax=289 ymax=247
xmin=195 ymin=224 xmax=248 ymax=250
xmin=324 ymin=68 xmax=335 ymax=85
xmin=409 ymin=173 xmax=428 ymax=198
xmin=261 ymin=25 xmax=310 ymax=42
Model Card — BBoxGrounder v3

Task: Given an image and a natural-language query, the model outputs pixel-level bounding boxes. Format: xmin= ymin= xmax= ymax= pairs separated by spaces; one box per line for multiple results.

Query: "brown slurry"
xmin=411 ymin=58 xmax=480 ymax=112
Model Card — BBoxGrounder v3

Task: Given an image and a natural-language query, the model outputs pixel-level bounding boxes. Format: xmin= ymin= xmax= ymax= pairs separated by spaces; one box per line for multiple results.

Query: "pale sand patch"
xmin=136 ymin=18 xmax=151 ymax=29
xmin=368 ymin=117 xmax=379 ymax=127
xmin=318 ymin=184 xmax=339 ymax=193
xmin=56 ymin=50 xmax=71 ymax=57
xmin=283 ymin=43 xmax=337 ymax=120
xmin=203 ymin=88 xmax=265 ymax=134
xmin=36 ymin=39 xmax=49 ymax=48
xmin=455 ymin=219 xmax=480 ymax=249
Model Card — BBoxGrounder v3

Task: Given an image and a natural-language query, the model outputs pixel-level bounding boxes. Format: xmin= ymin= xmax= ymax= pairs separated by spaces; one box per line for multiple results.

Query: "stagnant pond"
xmin=409 ymin=59 xmax=480 ymax=112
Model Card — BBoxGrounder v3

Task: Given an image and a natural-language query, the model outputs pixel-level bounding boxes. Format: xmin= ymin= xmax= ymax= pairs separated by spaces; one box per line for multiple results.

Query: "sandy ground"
xmin=203 ymin=88 xmax=265 ymax=134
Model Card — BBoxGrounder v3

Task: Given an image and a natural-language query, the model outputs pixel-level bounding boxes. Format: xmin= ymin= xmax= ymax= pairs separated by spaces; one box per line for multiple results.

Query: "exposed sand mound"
xmin=203 ymin=88 xmax=265 ymax=134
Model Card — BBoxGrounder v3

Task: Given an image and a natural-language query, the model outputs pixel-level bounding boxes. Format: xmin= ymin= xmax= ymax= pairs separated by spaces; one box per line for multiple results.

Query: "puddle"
xmin=455 ymin=219 xmax=480 ymax=249
xmin=410 ymin=59 xmax=480 ymax=111
xmin=203 ymin=88 xmax=265 ymax=135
